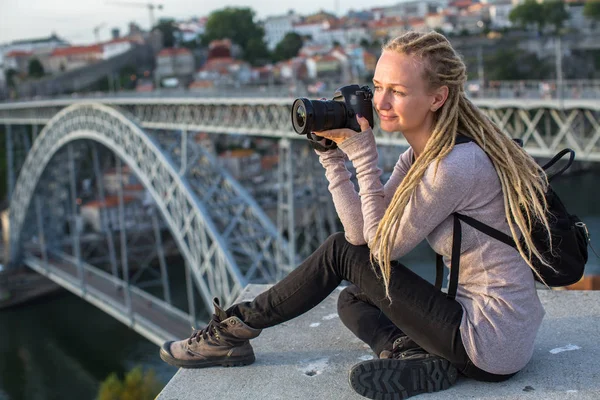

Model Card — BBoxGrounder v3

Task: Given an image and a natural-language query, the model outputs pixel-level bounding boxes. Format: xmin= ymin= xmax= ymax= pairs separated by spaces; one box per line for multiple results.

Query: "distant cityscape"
xmin=0 ymin=0 xmax=599 ymax=100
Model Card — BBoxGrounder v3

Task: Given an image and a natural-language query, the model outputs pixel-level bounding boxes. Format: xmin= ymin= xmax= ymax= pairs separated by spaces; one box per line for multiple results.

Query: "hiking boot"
xmin=350 ymin=337 xmax=458 ymax=400
xmin=378 ymin=336 xmax=420 ymax=359
xmin=159 ymin=297 xmax=262 ymax=368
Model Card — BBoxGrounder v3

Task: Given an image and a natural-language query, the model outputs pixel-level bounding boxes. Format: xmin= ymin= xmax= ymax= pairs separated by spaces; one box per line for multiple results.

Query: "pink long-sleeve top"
xmin=316 ymin=128 xmax=545 ymax=375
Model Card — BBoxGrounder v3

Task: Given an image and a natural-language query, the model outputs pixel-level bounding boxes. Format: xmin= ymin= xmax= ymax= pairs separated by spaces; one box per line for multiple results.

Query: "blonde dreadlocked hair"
xmin=372 ymin=31 xmax=553 ymax=299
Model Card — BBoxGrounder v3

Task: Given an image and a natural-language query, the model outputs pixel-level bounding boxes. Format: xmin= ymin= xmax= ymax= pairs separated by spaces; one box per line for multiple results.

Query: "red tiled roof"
xmin=209 ymin=38 xmax=232 ymax=49
xmin=200 ymin=57 xmax=238 ymax=72
xmin=315 ymin=55 xmax=339 ymax=62
xmin=157 ymin=47 xmax=192 ymax=57
xmin=51 ymin=45 xmax=102 ymax=57
xmin=189 ymin=80 xmax=214 ymax=88
xmin=220 ymin=149 xmax=255 ymax=158
xmin=83 ymin=195 xmax=136 ymax=208
xmin=408 ymin=17 xmax=425 ymax=25
xmin=368 ymin=17 xmax=404 ymax=28
xmin=450 ymin=0 xmax=473 ymax=8
xmin=5 ymin=50 xmax=32 ymax=57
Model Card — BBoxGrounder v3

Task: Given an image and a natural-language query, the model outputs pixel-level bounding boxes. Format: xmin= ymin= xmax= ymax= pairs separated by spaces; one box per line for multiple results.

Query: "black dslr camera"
xmin=291 ymin=84 xmax=375 ymax=151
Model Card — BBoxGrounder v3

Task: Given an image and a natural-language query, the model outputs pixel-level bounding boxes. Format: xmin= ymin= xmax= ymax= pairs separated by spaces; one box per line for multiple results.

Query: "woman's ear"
xmin=431 ymin=85 xmax=449 ymax=112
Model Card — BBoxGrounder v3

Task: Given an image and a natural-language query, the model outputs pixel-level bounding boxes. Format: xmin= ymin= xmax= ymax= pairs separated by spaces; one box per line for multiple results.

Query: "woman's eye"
xmin=373 ymin=86 xmax=382 ymax=92
xmin=393 ymin=90 xmax=405 ymax=96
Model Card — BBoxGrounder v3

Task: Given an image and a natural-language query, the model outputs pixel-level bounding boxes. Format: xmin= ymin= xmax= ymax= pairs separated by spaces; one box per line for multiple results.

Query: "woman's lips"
xmin=378 ymin=115 xmax=396 ymax=121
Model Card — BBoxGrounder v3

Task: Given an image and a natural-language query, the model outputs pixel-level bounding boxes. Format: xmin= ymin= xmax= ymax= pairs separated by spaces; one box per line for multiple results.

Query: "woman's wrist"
xmin=338 ymin=129 xmax=375 ymax=160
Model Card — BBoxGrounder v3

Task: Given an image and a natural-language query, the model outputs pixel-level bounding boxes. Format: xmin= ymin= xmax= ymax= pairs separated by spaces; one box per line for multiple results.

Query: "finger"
xmin=356 ymin=114 xmax=371 ymax=132
xmin=314 ymin=128 xmax=349 ymax=139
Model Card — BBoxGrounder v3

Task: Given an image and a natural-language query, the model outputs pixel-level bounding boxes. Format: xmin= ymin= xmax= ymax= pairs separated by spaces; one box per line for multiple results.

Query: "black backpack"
xmin=435 ymin=137 xmax=590 ymax=300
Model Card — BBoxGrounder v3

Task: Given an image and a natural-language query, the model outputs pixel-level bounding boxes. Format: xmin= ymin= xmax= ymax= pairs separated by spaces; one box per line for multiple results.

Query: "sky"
xmin=0 ymin=0 xmax=405 ymax=45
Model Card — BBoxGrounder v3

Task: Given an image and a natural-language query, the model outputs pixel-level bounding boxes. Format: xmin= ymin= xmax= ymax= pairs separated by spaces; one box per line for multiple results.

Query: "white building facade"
xmin=263 ymin=12 xmax=301 ymax=50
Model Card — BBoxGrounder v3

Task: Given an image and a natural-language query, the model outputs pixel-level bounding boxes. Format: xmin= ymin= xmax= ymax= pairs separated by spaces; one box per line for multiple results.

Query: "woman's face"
xmin=372 ymin=50 xmax=438 ymax=135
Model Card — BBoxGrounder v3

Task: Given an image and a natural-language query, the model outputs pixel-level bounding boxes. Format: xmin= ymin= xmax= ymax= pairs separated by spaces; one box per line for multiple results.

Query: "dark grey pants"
xmin=229 ymin=232 xmax=516 ymax=382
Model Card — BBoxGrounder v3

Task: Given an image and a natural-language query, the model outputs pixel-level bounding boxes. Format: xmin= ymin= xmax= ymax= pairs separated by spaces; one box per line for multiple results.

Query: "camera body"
xmin=291 ymin=84 xmax=375 ymax=151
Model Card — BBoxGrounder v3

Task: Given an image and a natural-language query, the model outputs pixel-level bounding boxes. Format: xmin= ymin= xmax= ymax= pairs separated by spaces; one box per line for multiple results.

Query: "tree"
xmin=509 ymin=0 xmax=545 ymax=32
xmin=201 ymin=7 xmax=270 ymax=66
xmin=98 ymin=373 xmax=123 ymax=400
xmin=542 ymin=0 xmax=570 ymax=33
xmin=97 ymin=366 xmax=163 ymax=400
xmin=153 ymin=18 xmax=180 ymax=48
xmin=272 ymin=32 xmax=303 ymax=62
xmin=584 ymin=0 xmax=600 ymax=21
xmin=5 ymin=69 xmax=18 ymax=89
xmin=483 ymin=48 xmax=552 ymax=80
xmin=28 ymin=59 xmax=45 ymax=78
xmin=510 ymin=0 xmax=570 ymax=33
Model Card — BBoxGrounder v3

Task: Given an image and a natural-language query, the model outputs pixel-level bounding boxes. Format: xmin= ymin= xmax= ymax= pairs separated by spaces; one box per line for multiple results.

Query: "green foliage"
xmin=201 ymin=7 xmax=270 ymax=66
xmin=543 ymin=0 xmax=570 ymax=33
xmin=118 ymin=65 xmax=138 ymax=90
xmin=584 ymin=0 xmax=600 ymax=20
xmin=272 ymin=32 xmax=303 ymax=62
xmin=5 ymin=69 xmax=18 ymax=89
xmin=484 ymin=48 xmax=553 ymax=80
xmin=97 ymin=366 xmax=163 ymax=400
xmin=27 ymin=59 xmax=44 ymax=78
xmin=509 ymin=0 xmax=570 ymax=33
xmin=97 ymin=373 xmax=123 ymax=400
xmin=510 ymin=0 xmax=545 ymax=31
xmin=153 ymin=18 xmax=180 ymax=48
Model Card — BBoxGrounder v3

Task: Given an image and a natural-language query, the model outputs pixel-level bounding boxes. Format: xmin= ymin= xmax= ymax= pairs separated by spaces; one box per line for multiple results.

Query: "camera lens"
xmin=292 ymin=98 xmax=313 ymax=135
xmin=291 ymin=98 xmax=347 ymax=135
xmin=295 ymin=106 xmax=306 ymax=127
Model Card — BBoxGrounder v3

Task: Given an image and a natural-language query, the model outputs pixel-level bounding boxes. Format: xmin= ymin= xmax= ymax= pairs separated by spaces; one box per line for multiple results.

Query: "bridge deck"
xmin=23 ymin=252 xmax=192 ymax=345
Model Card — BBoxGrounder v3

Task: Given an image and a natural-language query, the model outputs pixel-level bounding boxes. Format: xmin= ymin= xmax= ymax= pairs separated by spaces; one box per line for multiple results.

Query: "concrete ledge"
xmin=158 ymin=286 xmax=600 ymax=400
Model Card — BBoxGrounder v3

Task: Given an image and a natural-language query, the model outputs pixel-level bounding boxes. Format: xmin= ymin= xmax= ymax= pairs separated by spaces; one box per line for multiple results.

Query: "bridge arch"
xmin=9 ymin=103 xmax=285 ymax=309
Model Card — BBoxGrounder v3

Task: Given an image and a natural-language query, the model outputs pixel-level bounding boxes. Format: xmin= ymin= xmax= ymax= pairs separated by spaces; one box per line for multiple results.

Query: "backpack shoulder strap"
xmin=542 ymin=149 xmax=575 ymax=183
xmin=454 ymin=214 xmax=516 ymax=248
xmin=443 ymin=213 xmax=518 ymax=300
xmin=435 ymin=254 xmax=444 ymax=290
xmin=455 ymin=134 xmax=474 ymax=145
xmin=447 ymin=215 xmax=462 ymax=300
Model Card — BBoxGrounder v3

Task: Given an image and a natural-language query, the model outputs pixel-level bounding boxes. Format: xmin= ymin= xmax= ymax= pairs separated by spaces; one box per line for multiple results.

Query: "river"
xmin=0 ymin=167 xmax=598 ymax=400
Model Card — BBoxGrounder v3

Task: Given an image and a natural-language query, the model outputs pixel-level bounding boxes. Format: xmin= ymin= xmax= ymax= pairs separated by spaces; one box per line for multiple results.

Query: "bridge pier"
xmin=277 ymin=138 xmax=296 ymax=271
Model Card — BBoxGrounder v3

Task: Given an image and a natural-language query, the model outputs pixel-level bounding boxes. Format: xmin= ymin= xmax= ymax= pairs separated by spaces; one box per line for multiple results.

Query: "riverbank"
xmin=0 ymin=268 xmax=64 ymax=310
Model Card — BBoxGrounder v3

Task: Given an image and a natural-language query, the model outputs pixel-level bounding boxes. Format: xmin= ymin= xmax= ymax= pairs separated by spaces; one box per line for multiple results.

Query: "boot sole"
xmin=349 ymin=357 xmax=458 ymax=400
xmin=159 ymin=346 xmax=256 ymax=369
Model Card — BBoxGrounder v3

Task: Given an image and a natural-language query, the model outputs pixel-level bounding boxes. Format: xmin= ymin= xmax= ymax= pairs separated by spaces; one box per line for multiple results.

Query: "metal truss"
xmin=274 ymin=139 xmax=338 ymax=264
xmin=1 ymin=97 xmax=600 ymax=160
xmin=9 ymin=103 xmax=288 ymax=314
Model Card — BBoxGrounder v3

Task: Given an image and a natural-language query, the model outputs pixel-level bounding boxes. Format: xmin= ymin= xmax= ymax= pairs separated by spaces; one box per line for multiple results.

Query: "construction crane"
xmin=106 ymin=1 xmax=164 ymax=29
xmin=93 ymin=22 xmax=107 ymax=43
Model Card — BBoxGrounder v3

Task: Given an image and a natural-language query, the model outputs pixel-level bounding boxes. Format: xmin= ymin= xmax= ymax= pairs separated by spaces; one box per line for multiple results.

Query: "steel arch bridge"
xmin=2 ymin=95 xmax=600 ymax=345
xmin=7 ymin=103 xmax=302 ymax=344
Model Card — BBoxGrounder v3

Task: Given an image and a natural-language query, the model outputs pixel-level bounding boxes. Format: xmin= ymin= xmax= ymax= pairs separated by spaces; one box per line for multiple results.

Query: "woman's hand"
xmin=314 ymin=114 xmax=371 ymax=145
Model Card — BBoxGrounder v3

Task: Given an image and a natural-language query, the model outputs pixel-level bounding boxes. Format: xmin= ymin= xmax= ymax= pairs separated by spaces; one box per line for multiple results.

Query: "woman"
xmin=160 ymin=31 xmax=551 ymax=400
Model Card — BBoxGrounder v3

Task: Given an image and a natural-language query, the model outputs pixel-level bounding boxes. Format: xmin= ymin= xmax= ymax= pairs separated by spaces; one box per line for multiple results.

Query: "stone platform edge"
xmin=158 ymin=285 xmax=600 ymax=400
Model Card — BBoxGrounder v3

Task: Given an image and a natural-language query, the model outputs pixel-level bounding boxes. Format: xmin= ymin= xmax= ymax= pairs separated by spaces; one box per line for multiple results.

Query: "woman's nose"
xmin=374 ymin=93 xmax=390 ymax=111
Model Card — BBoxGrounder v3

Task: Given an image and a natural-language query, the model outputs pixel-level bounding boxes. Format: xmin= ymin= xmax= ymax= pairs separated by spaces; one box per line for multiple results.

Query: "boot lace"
xmin=188 ymin=314 xmax=226 ymax=344
xmin=389 ymin=337 xmax=431 ymax=360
